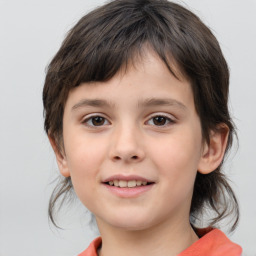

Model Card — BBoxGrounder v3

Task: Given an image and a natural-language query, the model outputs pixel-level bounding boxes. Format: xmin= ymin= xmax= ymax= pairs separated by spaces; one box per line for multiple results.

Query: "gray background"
xmin=1 ymin=0 xmax=255 ymax=255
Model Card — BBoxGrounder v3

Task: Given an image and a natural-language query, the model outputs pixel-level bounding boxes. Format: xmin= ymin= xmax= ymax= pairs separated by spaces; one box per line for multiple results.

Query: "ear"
xmin=198 ymin=124 xmax=229 ymax=174
xmin=48 ymin=135 xmax=70 ymax=177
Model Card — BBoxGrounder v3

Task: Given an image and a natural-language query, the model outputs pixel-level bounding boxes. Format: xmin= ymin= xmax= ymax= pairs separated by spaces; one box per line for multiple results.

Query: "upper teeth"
xmin=108 ymin=180 xmax=148 ymax=187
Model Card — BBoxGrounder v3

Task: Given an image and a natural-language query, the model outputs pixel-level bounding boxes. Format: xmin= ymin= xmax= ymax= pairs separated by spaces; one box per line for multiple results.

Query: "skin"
xmin=51 ymin=49 xmax=229 ymax=256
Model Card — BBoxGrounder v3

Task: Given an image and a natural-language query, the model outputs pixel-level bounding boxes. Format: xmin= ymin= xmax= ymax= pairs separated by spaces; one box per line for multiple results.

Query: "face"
xmin=58 ymin=50 xmax=207 ymax=232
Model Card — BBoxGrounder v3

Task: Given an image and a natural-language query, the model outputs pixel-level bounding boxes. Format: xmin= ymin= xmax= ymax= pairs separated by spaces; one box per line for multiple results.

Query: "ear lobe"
xmin=48 ymin=135 xmax=70 ymax=177
xmin=198 ymin=124 xmax=229 ymax=175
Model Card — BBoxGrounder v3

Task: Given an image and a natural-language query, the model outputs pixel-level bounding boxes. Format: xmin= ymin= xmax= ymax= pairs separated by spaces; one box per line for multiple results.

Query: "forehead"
xmin=64 ymin=49 xmax=195 ymax=114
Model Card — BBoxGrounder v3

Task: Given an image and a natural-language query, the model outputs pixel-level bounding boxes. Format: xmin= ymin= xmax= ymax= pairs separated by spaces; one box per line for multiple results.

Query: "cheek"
xmin=150 ymin=128 xmax=202 ymax=183
xmin=64 ymin=135 xmax=107 ymax=198
xmin=65 ymin=133 xmax=107 ymax=172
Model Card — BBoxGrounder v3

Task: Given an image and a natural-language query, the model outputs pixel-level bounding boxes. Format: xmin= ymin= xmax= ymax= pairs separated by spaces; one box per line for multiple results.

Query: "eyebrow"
xmin=71 ymin=99 xmax=115 ymax=111
xmin=138 ymin=98 xmax=187 ymax=110
xmin=71 ymin=98 xmax=187 ymax=111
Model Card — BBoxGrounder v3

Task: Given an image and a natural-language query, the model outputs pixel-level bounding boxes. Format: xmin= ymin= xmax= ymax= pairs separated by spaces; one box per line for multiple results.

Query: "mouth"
xmin=104 ymin=180 xmax=154 ymax=188
xmin=102 ymin=175 xmax=155 ymax=198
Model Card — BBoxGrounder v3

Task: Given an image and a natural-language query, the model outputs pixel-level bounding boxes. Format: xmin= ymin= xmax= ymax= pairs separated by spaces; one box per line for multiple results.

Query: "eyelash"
xmin=82 ymin=115 xmax=110 ymax=127
xmin=146 ymin=114 xmax=175 ymax=127
xmin=82 ymin=114 xmax=175 ymax=128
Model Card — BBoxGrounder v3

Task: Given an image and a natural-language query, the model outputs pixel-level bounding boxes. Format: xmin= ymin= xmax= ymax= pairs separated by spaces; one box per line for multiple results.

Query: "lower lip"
xmin=103 ymin=184 xmax=154 ymax=198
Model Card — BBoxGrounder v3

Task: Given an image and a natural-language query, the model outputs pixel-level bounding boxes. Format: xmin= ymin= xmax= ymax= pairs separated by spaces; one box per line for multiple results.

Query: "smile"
xmin=102 ymin=175 xmax=155 ymax=197
xmin=107 ymin=180 xmax=150 ymax=188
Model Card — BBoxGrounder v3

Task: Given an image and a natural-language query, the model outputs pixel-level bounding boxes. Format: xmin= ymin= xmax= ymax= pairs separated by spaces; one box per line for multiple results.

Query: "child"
xmin=43 ymin=0 xmax=242 ymax=255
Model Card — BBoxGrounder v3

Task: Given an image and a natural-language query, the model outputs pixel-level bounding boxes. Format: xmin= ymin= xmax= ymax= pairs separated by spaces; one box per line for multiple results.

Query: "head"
xmin=43 ymin=0 xmax=239 ymax=230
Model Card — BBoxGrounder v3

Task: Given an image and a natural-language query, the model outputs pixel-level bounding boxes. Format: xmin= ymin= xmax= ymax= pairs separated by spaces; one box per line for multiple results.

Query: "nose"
xmin=109 ymin=124 xmax=145 ymax=163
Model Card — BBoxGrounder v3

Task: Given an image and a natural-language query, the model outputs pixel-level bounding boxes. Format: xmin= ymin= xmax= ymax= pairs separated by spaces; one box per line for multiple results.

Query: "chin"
xmin=101 ymin=211 xmax=156 ymax=231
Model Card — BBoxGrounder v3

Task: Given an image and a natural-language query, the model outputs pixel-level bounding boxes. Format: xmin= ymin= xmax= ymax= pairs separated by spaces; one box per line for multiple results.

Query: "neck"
xmin=96 ymin=217 xmax=198 ymax=256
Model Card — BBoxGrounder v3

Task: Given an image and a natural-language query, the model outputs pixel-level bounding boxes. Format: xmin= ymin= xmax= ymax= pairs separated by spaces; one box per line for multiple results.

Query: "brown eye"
xmin=146 ymin=115 xmax=175 ymax=127
xmin=91 ymin=116 xmax=105 ymax=126
xmin=83 ymin=115 xmax=109 ymax=127
xmin=152 ymin=116 xmax=167 ymax=126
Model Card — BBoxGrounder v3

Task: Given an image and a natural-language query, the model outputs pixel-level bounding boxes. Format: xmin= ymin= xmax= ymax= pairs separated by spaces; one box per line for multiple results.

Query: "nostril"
xmin=112 ymin=155 xmax=139 ymax=161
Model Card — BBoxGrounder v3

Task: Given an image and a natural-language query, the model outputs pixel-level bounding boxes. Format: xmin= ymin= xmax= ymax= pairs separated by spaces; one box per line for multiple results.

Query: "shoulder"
xmin=78 ymin=237 xmax=102 ymax=256
xmin=178 ymin=228 xmax=242 ymax=256
xmin=77 ymin=229 xmax=242 ymax=256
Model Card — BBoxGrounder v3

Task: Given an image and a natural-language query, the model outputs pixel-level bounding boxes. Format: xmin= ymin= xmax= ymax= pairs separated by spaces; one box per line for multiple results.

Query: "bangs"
xmin=51 ymin=1 xmax=189 ymax=88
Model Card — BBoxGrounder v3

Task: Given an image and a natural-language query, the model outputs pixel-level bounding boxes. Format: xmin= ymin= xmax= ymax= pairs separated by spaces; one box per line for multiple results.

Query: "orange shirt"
xmin=78 ymin=228 xmax=242 ymax=256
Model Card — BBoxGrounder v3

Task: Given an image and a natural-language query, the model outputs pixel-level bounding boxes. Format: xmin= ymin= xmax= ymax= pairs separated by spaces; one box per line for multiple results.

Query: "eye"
xmin=147 ymin=115 xmax=174 ymax=126
xmin=83 ymin=115 xmax=110 ymax=127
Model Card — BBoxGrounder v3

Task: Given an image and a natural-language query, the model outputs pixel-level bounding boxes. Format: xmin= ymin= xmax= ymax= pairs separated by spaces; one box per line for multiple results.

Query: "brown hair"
xmin=43 ymin=0 xmax=239 ymax=230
